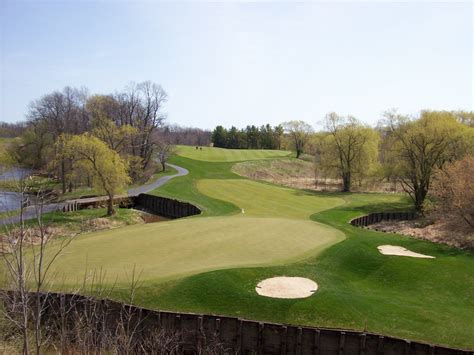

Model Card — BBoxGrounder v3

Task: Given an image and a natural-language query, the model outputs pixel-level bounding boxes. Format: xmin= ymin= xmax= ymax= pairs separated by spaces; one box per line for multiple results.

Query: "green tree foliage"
xmin=282 ymin=120 xmax=313 ymax=159
xmin=211 ymin=124 xmax=283 ymax=150
xmin=211 ymin=126 xmax=228 ymax=148
xmin=12 ymin=82 xmax=167 ymax=193
xmin=59 ymin=134 xmax=131 ymax=215
xmin=381 ymin=110 xmax=470 ymax=212
xmin=316 ymin=113 xmax=379 ymax=192
xmin=87 ymin=95 xmax=137 ymax=153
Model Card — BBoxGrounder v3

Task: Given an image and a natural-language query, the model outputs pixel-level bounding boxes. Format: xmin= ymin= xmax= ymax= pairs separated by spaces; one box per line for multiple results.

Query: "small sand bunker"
xmin=255 ymin=277 xmax=318 ymax=299
xmin=378 ymin=245 xmax=435 ymax=259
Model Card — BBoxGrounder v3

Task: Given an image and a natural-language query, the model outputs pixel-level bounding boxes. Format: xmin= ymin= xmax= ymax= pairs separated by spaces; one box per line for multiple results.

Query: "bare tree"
xmin=118 ymin=82 xmax=167 ymax=169
xmin=282 ymin=120 xmax=313 ymax=159
xmin=431 ymin=156 xmax=474 ymax=229
xmin=156 ymin=142 xmax=176 ymax=172
xmin=1 ymin=179 xmax=75 ymax=354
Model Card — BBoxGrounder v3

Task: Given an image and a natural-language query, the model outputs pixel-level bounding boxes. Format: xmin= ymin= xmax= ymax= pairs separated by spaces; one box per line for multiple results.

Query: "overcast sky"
xmin=1 ymin=1 xmax=472 ymax=130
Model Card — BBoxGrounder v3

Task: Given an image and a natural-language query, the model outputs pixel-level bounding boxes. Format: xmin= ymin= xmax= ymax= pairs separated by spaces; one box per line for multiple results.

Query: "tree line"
xmin=281 ymin=110 xmax=473 ymax=214
xmin=1 ymin=82 xmax=173 ymax=215
xmin=211 ymin=124 xmax=284 ymax=150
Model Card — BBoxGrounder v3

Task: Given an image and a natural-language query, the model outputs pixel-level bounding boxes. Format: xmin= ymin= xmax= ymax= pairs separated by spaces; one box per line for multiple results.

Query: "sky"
xmin=0 ymin=1 xmax=473 ymax=130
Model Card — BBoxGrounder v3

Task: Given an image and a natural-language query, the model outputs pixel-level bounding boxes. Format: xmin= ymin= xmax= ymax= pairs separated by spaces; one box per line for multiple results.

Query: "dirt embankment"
xmin=369 ymin=217 xmax=474 ymax=250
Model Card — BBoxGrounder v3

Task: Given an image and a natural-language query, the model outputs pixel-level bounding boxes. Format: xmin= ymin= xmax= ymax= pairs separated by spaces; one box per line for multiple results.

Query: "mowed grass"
xmin=44 ymin=160 xmax=345 ymax=286
xmin=175 ymin=145 xmax=291 ymax=162
xmin=11 ymin=146 xmax=474 ymax=349
xmin=45 ymin=216 xmax=343 ymax=285
xmin=129 ymin=192 xmax=474 ymax=349
xmin=197 ymin=179 xmax=344 ymax=219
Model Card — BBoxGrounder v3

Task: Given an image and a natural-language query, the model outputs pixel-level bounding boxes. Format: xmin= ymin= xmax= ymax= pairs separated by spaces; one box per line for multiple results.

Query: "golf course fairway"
xmin=197 ymin=179 xmax=344 ymax=218
xmin=175 ymin=145 xmax=291 ymax=162
xmin=9 ymin=150 xmax=473 ymax=349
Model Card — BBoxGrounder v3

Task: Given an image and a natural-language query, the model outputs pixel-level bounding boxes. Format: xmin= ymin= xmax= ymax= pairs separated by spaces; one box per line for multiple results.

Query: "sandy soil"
xmin=255 ymin=276 xmax=318 ymax=299
xmin=377 ymin=245 xmax=435 ymax=258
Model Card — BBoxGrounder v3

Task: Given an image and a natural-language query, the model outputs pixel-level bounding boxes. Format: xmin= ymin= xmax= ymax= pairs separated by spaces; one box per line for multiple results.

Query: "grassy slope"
xmin=176 ymin=145 xmax=291 ymax=162
xmin=11 ymin=148 xmax=474 ymax=348
xmin=128 ymin=155 xmax=473 ymax=349
xmin=197 ymin=179 xmax=343 ymax=219
xmin=40 ymin=155 xmax=343 ymax=285
xmin=233 ymin=158 xmax=314 ymax=180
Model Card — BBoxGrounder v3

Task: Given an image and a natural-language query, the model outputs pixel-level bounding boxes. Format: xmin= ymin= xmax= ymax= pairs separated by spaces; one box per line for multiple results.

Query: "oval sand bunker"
xmin=378 ymin=245 xmax=435 ymax=259
xmin=256 ymin=277 xmax=318 ymax=299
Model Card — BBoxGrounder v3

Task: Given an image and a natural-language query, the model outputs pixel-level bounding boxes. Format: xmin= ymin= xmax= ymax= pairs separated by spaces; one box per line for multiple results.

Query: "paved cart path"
xmin=0 ymin=163 xmax=188 ymax=225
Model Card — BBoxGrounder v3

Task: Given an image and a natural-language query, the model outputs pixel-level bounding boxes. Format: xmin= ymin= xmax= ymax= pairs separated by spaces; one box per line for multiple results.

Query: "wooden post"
xmin=258 ymin=322 xmax=264 ymax=354
xmin=280 ymin=326 xmax=287 ymax=355
xmin=339 ymin=331 xmax=345 ymax=355
xmin=236 ymin=319 xmax=243 ymax=353
xmin=377 ymin=335 xmax=384 ymax=354
xmin=359 ymin=333 xmax=367 ymax=355
xmin=215 ymin=318 xmax=221 ymax=338
xmin=313 ymin=329 xmax=321 ymax=355
xmin=404 ymin=340 xmax=411 ymax=355
xmin=296 ymin=327 xmax=303 ymax=355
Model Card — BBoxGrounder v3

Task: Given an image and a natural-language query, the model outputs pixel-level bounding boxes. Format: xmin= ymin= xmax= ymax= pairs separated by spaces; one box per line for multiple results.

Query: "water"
xmin=0 ymin=191 xmax=24 ymax=212
xmin=0 ymin=166 xmax=32 ymax=212
xmin=0 ymin=167 xmax=31 ymax=181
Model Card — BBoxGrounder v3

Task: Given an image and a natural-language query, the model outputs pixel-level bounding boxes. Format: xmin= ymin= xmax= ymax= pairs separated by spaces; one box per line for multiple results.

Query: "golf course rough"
xmin=20 ymin=148 xmax=474 ymax=349
xmin=43 ymin=154 xmax=346 ymax=287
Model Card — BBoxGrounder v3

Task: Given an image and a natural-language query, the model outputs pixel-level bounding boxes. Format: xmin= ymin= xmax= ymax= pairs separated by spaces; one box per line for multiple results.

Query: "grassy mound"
xmin=175 ymin=145 xmax=291 ymax=162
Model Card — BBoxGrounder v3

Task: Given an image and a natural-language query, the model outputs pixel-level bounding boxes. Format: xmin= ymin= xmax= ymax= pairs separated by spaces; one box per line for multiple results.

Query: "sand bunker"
xmin=255 ymin=277 xmax=318 ymax=299
xmin=378 ymin=245 xmax=435 ymax=259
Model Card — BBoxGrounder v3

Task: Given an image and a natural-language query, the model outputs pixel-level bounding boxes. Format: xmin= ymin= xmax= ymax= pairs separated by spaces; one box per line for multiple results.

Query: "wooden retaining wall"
xmin=134 ymin=193 xmax=201 ymax=219
xmin=350 ymin=212 xmax=417 ymax=227
xmin=4 ymin=291 xmax=472 ymax=354
xmin=62 ymin=193 xmax=201 ymax=219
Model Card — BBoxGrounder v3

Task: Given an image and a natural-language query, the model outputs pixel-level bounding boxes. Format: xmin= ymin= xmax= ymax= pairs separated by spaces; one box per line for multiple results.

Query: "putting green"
xmin=197 ymin=179 xmax=344 ymax=219
xmin=47 ymin=216 xmax=344 ymax=285
xmin=176 ymin=145 xmax=291 ymax=162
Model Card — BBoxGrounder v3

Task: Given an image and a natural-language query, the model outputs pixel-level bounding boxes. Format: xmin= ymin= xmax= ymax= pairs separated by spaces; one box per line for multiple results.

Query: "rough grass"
xmin=175 ymin=145 xmax=291 ymax=162
xmin=4 ymin=151 xmax=473 ymax=349
xmin=136 ymin=155 xmax=474 ymax=349
xmin=233 ymin=158 xmax=314 ymax=181
xmin=0 ymin=137 xmax=15 ymax=150
xmin=128 ymin=192 xmax=474 ymax=349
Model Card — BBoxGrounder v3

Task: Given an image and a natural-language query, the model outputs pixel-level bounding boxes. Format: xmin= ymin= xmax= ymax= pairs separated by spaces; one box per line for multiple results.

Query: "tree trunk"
xmin=414 ymin=187 xmax=427 ymax=213
xmin=296 ymin=149 xmax=301 ymax=159
xmin=342 ymin=171 xmax=351 ymax=192
xmin=161 ymin=161 xmax=166 ymax=172
xmin=61 ymin=160 xmax=66 ymax=194
xmin=107 ymin=195 xmax=115 ymax=216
